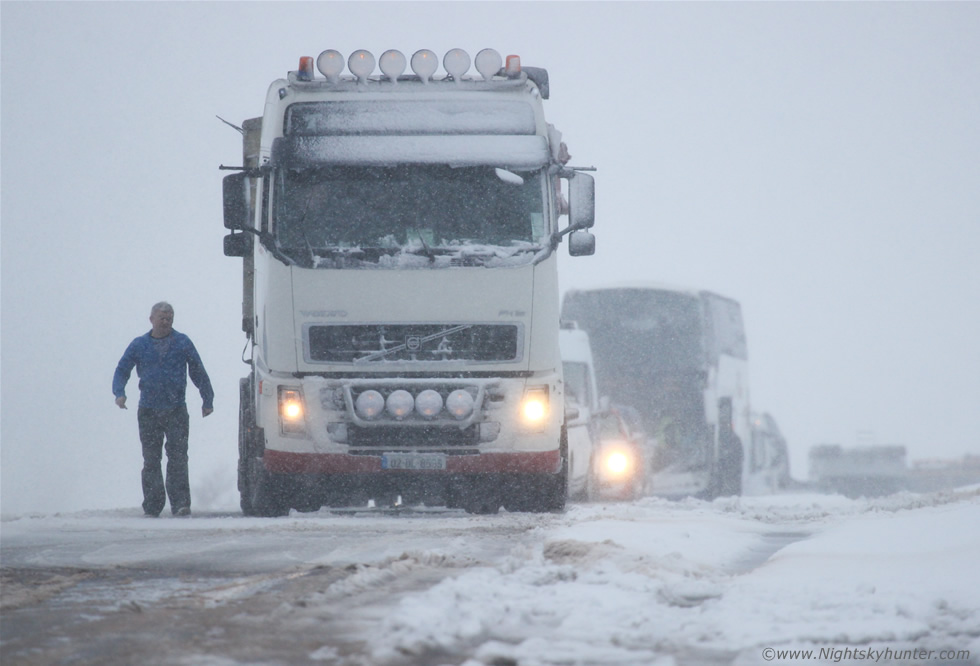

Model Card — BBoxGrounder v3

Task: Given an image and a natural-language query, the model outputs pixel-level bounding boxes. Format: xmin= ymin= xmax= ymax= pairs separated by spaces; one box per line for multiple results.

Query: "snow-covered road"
xmin=2 ymin=489 xmax=978 ymax=666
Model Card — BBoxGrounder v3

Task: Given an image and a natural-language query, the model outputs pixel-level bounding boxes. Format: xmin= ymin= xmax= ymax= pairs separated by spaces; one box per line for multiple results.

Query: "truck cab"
xmin=223 ymin=49 xmax=596 ymax=515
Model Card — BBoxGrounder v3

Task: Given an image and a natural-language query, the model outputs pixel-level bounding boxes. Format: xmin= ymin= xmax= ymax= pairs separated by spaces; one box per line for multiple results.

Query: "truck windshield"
xmin=273 ymin=165 xmax=548 ymax=267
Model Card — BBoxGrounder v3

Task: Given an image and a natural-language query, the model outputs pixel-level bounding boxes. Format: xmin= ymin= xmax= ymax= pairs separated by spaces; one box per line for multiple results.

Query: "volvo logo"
xmin=406 ymin=336 xmax=422 ymax=352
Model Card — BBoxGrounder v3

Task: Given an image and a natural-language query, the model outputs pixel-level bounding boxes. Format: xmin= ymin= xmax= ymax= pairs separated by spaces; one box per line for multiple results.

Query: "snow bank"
xmin=715 ymin=491 xmax=980 ymax=651
xmin=364 ymin=491 xmax=980 ymax=665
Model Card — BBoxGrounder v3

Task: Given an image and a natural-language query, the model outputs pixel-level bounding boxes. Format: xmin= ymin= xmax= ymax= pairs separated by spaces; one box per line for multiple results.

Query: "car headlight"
xmin=279 ymin=387 xmax=307 ymax=434
xmin=601 ymin=445 xmax=635 ymax=478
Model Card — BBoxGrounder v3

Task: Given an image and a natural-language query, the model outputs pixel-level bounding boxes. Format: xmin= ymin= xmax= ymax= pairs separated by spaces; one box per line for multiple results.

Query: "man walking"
xmin=113 ymin=302 xmax=214 ymax=517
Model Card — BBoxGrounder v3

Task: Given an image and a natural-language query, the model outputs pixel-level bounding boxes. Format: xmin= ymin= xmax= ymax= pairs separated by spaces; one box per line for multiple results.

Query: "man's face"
xmin=150 ymin=309 xmax=174 ymax=336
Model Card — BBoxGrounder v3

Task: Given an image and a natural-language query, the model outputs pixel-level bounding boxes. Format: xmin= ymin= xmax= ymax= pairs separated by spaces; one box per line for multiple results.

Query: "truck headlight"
xmin=446 ymin=389 xmax=474 ymax=420
xmin=355 ymin=390 xmax=385 ymax=420
xmin=520 ymin=386 xmax=549 ymax=430
xmin=415 ymin=389 xmax=443 ymax=418
xmin=386 ymin=389 xmax=414 ymax=419
xmin=279 ymin=387 xmax=307 ymax=434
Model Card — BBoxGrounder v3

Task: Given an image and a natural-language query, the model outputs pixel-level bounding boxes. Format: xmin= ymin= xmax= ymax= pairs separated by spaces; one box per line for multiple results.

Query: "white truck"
xmin=222 ymin=48 xmax=596 ymax=515
xmin=808 ymin=444 xmax=908 ymax=498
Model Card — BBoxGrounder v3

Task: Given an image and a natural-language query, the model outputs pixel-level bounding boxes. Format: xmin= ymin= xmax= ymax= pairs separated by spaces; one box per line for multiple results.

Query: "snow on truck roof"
xmin=275 ymin=134 xmax=551 ymax=169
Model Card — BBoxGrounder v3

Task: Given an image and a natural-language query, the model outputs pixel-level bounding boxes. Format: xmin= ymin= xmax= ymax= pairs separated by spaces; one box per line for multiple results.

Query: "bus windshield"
xmin=564 ymin=289 xmax=705 ymax=374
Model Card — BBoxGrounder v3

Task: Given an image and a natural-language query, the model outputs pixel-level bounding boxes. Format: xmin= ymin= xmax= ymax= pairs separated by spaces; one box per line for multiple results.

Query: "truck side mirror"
xmin=568 ymin=230 xmax=595 ymax=256
xmin=223 ymin=172 xmax=250 ymax=230
xmin=567 ymin=172 xmax=595 ymax=230
xmin=223 ymin=232 xmax=251 ymax=258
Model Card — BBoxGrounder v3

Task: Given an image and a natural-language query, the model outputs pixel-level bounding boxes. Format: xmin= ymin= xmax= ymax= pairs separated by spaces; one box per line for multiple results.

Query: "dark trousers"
xmin=138 ymin=405 xmax=190 ymax=515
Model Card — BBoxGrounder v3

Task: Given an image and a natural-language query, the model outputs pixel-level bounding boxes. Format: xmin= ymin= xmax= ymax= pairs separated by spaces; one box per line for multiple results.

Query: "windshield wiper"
xmin=413 ymin=228 xmax=436 ymax=263
xmin=285 ymin=185 xmax=319 ymax=266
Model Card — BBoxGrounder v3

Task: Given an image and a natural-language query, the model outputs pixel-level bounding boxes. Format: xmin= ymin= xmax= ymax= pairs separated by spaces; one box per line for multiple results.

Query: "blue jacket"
xmin=113 ymin=330 xmax=214 ymax=410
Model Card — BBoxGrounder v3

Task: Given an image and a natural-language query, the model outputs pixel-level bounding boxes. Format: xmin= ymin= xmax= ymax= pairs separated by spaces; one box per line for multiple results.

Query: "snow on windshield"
xmin=285 ymin=100 xmax=538 ymax=137
xmin=273 ymin=165 xmax=549 ymax=268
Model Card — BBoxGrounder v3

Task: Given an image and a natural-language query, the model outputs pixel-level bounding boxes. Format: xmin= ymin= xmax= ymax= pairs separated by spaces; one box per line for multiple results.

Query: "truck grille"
xmin=306 ymin=323 xmax=521 ymax=364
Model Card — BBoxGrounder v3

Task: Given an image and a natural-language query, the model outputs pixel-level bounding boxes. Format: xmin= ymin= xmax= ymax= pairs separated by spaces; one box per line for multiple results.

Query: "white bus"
xmin=561 ymin=283 xmax=749 ymax=498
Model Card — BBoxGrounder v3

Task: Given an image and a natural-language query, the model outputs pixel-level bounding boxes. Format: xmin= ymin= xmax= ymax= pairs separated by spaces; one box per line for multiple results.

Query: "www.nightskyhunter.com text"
xmin=761 ymin=646 xmax=971 ymax=662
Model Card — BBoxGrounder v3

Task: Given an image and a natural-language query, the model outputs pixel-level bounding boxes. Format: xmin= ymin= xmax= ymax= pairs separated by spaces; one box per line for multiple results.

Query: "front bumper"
xmin=263 ymin=448 xmax=562 ymax=475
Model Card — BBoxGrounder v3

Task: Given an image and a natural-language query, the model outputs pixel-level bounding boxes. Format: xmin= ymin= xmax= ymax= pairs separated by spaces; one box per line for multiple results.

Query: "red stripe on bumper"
xmin=263 ymin=449 xmax=561 ymax=475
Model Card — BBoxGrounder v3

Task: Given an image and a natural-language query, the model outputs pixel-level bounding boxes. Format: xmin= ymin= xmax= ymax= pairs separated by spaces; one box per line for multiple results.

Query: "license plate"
xmin=381 ymin=453 xmax=447 ymax=471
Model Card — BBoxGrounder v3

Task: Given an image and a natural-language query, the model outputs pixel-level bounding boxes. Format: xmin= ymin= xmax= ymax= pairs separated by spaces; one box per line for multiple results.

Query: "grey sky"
xmin=2 ymin=2 xmax=978 ymax=514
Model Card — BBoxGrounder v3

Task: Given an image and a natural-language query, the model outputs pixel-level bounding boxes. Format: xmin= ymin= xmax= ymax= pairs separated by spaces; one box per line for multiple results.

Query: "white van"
xmin=558 ymin=324 xmax=600 ymax=500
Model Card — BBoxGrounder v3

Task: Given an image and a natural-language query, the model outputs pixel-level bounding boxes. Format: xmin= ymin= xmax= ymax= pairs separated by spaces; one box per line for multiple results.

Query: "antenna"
xmin=216 ymin=115 xmax=244 ymax=134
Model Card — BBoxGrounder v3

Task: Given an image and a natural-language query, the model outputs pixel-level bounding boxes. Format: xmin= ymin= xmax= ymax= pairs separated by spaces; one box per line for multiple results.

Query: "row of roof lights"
xmin=296 ymin=48 xmax=521 ymax=84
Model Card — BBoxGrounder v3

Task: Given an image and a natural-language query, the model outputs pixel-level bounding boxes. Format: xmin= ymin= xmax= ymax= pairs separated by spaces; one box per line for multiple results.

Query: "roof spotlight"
xmin=317 ymin=49 xmax=344 ymax=83
xmin=411 ymin=49 xmax=438 ymax=82
xmin=475 ymin=48 xmax=502 ymax=81
xmin=348 ymin=49 xmax=376 ymax=83
xmin=443 ymin=48 xmax=471 ymax=80
xmin=379 ymin=49 xmax=407 ymax=81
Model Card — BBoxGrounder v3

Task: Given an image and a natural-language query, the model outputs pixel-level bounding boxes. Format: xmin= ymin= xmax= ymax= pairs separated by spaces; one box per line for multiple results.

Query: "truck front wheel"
xmin=505 ymin=428 xmax=568 ymax=512
xmin=244 ymin=457 xmax=290 ymax=517
xmin=238 ymin=375 xmax=289 ymax=517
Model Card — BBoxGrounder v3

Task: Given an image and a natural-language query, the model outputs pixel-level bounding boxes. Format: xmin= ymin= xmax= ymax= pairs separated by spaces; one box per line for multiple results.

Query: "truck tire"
xmin=238 ymin=375 xmax=289 ymax=517
xmin=528 ymin=426 xmax=569 ymax=512
xmin=238 ymin=376 xmax=257 ymax=515
xmin=499 ymin=427 xmax=568 ymax=513
xmin=246 ymin=457 xmax=290 ymax=517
